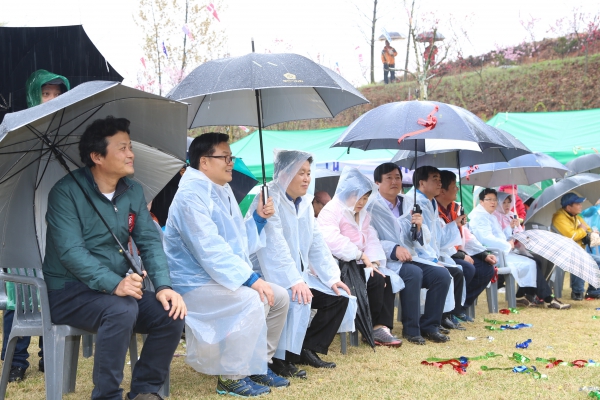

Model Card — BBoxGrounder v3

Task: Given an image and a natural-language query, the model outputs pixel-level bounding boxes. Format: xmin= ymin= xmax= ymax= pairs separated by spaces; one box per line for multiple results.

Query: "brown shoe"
xmin=516 ymin=297 xmax=531 ymax=307
xmin=546 ymin=298 xmax=571 ymax=310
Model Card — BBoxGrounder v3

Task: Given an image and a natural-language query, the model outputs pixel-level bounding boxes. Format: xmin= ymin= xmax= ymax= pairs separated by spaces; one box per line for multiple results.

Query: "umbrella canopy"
xmin=0 ymin=25 xmax=123 ymax=121
xmin=525 ymin=173 xmax=600 ymax=225
xmin=415 ymin=31 xmax=445 ymax=42
xmin=459 ymin=152 xmax=569 ymax=187
xmin=0 ymin=81 xmax=187 ymax=270
xmin=331 ymin=101 xmax=529 ymax=153
xmin=514 ymin=230 xmax=600 ymax=288
xmin=378 ymin=32 xmax=406 ymax=41
xmin=565 ymin=153 xmax=600 ymax=177
xmin=339 ymin=261 xmax=375 ymax=349
xmin=167 ymin=53 xmax=368 ymax=129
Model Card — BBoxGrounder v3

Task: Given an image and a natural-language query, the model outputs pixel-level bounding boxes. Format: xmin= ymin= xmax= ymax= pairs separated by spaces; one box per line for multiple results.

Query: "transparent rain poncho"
xmin=248 ymin=149 xmax=357 ymax=358
xmin=164 ymin=167 xmax=269 ymax=375
xmin=317 ymin=167 xmax=404 ymax=292
xmin=494 ymin=192 xmax=524 ymax=237
xmin=402 ymin=188 xmax=461 ymax=312
xmin=469 ymin=203 xmax=537 ymax=288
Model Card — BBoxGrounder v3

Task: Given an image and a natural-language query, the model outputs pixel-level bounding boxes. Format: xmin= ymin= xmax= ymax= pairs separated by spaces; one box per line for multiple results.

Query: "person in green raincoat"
xmin=1 ymin=69 xmax=70 ymax=382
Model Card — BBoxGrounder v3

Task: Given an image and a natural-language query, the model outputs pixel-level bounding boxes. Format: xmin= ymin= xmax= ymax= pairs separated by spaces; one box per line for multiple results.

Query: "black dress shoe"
xmin=8 ymin=366 xmax=26 ymax=382
xmin=571 ymin=292 xmax=584 ymax=301
xmin=298 ymin=349 xmax=336 ymax=369
xmin=402 ymin=333 xmax=426 ymax=345
xmin=270 ymin=358 xmax=307 ymax=379
xmin=441 ymin=317 xmax=466 ymax=331
xmin=422 ymin=331 xmax=450 ymax=343
xmin=438 ymin=326 xmax=450 ymax=335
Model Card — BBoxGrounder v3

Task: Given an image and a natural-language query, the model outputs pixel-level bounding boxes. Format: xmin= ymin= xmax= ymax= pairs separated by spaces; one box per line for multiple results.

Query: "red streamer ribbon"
xmin=398 ymin=105 xmax=439 ymax=144
xmin=465 ymin=165 xmax=479 ymax=181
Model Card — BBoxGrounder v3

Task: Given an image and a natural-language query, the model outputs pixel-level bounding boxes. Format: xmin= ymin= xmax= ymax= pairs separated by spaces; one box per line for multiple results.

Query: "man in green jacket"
xmin=43 ymin=116 xmax=186 ymax=400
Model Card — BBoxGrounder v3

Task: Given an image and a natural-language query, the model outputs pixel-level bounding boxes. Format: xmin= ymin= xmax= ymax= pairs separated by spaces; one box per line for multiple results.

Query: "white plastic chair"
xmin=484 ymin=249 xmax=517 ymax=312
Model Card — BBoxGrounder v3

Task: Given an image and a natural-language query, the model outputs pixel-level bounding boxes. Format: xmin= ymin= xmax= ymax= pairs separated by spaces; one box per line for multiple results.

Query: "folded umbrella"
xmin=514 ymin=230 xmax=600 ymax=288
xmin=339 ymin=260 xmax=375 ymax=349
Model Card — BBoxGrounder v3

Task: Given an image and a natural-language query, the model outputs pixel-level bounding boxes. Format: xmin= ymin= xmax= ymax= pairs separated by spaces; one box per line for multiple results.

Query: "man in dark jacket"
xmin=43 ymin=116 xmax=186 ymax=400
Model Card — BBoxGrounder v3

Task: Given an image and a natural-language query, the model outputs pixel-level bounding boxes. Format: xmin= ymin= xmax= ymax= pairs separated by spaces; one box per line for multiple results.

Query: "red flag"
xmin=206 ymin=3 xmax=220 ymax=22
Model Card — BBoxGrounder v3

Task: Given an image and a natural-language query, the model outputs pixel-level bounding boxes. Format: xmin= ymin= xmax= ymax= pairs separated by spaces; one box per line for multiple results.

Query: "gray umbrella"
xmin=331 ymin=101 xmax=527 ymax=153
xmin=565 ymin=153 xmax=600 ymax=177
xmin=524 ymin=173 xmax=600 ymax=226
xmin=0 ymin=81 xmax=187 ymax=271
xmin=458 ymin=152 xmax=569 ymax=187
xmin=168 ymin=51 xmax=368 ymax=189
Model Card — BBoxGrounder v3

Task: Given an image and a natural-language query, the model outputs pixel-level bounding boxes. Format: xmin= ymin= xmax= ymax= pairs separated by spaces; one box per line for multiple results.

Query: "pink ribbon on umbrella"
xmin=397 ymin=105 xmax=439 ymax=144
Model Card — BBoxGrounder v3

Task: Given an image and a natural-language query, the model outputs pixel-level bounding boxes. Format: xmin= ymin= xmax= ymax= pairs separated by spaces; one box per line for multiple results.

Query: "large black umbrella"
xmin=332 ymin=101 xmax=529 ymax=237
xmin=0 ymin=25 xmax=123 ymax=122
xmin=167 ymin=47 xmax=368 ymax=200
xmin=339 ymin=260 xmax=375 ymax=349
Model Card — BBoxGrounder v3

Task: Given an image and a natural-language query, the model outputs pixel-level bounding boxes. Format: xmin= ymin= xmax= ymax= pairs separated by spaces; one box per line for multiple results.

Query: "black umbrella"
xmin=167 ymin=44 xmax=368 ymax=202
xmin=332 ymin=101 xmax=530 ymax=238
xmin=0 ymin=25 xmax=123 ymax=122
xmin=339 ymin=260 xmax=375 ymax=349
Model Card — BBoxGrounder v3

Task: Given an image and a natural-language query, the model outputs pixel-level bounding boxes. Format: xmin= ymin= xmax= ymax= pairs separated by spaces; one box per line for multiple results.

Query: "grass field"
xmin=3 ymin=278 xmax=600 ymax=399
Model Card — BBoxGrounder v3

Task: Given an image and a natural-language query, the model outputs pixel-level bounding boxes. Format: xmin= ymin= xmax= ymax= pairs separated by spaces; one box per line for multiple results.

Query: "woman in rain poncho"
xmin=469 ymin=188 xmax=568 ymax=309
xmin=164 ymin=133 xmax=290 ymax=395
xmin=493 ymin=192 xmax=524 ymax=237
xmin=317 ymin=167 xmax=403 ymax=347
xmin=248 ymin=149 xmax=355 ymax=376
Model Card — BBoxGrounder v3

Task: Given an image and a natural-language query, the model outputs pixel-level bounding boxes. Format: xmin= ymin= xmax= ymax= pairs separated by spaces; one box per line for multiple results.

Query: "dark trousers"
xmin=444 ymin=266 xmax=465 ymax=316
xmin=48 ymin=281 xmax=184 ymax=400
xmin=383 ymin=63 xmax=396 ymax=84
xmin=516 ymin=258 xmax=553 ymax=300
xmin=398 ymin=262 xmax=451 ymax=336
xmin=301 ymin=289 xmax=349 ymax=356
xmin=453 ymin=258 xmax=495 ymax=308
xmin=1 ymin=310 xmax=43 ymax=369
xmin=364 ymin=273 xmax=394 ymax=330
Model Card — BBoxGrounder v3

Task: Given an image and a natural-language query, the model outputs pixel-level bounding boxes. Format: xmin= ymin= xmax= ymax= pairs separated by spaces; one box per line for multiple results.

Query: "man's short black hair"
xmin=189 ymin=132 xmax=230 ymax=170
xmin=373 ymin=162 xmax=402 ymax=183
xmin=479 ymin=188 xmax=497 ymax=201
xmin=79 ymin=116 xmax=130 ymax=168
xmin=412 ymin=165 xmax=440 ymax=189
xmin=439 ymin=170 xmax=457 ymax=191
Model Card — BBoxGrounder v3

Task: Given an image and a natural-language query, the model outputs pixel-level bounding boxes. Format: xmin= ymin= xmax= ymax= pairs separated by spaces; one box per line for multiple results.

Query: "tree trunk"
xmin=370 ymin=0 xmax=378 ymax=84
xmin=403 ymin=0 xmax=415 ymax=82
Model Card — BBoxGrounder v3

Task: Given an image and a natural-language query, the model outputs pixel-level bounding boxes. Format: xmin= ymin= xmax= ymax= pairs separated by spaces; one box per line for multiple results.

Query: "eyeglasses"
xmin=483 ymin=198 xmax=498 ymax=203
xmin=203 ymin=155 xmax=237 ymax=164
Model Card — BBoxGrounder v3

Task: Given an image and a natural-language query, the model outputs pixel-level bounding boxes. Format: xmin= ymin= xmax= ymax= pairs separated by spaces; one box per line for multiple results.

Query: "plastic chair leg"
xmin=45 ymin=330 xmax=67 ymax=400
xmin=0 ymin=335 xmax=20 ymax=399
xmin=158 ymin=369 xmax=170 ymax=398
xmin=82 ymin=334 xmax=94 ymax=358
xmin=486 ymin=281 xmax=499 ymax=313
xmin=395 ymin=292 xmax=402 ymax=322
xmin=505 ymin=274 xmax=517 ymax=308
xmin=340 ymin=333 xmax=347 ymax=354
xmin=350 ymin=331 xmax=359 ymax=347
xmin=553 ymin=268 xmax=564 ymax=298
xmin=62 ymin=335 xmax=81 ymax=393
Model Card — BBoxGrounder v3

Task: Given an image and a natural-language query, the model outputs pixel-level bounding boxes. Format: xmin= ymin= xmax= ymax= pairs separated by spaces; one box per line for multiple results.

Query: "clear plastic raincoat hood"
xmin=248 ymin=149 xmax=357 ymax=358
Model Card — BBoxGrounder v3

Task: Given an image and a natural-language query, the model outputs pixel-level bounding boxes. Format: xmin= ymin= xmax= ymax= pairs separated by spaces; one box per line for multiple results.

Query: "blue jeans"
xmin=1 ymin=310 xmax=43 ymax=369
xmin=570 ymin=253 xmax=600 ymax=295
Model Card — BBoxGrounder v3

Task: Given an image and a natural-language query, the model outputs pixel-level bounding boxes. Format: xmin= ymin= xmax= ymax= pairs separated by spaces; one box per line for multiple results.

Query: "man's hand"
xmin=291 ymin=281 xmax=313 ymax=305
xmin=251 ymin=278 xmax=275 ymax=306
xmin=411 ymin=213 xmax=423 ymax=230
xmin=156 ymin=289 xmax=187 ymax=319
xmin=510 ymin=218 xmax=520 ymax=229
xmin=456 ymin=215 xmax=467 ymax=227
xmin=331 ymin=281 xmax=351 ymax=296
xmin=485 ymin=254 xmax=497 ymax=265
xmin=395 ymin=246 xmax=413 ymax=262
xmin=508 ymin=239 xmax=515 ymax=249
xmin=464 ymin=254 xmax=475 ymax=264
xmin=115 ymin=272 xmax=146 ymax=299
xmin=256 ymin=193 xmax=275 ymax=219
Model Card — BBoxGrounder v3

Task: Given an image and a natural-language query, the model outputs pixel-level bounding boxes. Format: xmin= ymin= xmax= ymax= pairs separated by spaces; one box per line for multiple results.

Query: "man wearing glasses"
xmin=164 ymin=133 xmax=291 ymax=397
xmin=469 ymin=188 xmax=570 ymax=310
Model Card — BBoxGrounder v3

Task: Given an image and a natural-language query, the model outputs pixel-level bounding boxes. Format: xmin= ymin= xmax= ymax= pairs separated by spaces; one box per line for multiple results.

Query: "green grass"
xmin=3 ymin=277 xmax=600 ymax=399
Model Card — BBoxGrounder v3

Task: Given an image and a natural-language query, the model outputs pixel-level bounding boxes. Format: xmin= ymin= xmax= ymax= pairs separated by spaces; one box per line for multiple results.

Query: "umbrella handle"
xmin=410 ymin=204 xmax=422 ymax=241
xmin=261 ymin=185 xmax=269 ymax=206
